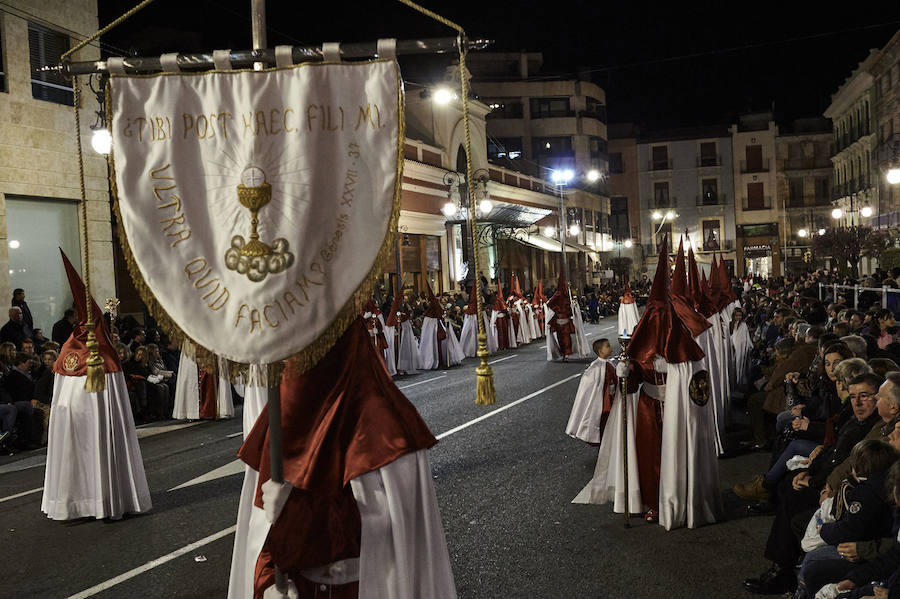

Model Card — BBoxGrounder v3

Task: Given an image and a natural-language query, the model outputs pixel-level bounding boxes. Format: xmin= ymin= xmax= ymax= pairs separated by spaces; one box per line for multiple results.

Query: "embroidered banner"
xmin=108 ymin=60 xmax=402 ymax=365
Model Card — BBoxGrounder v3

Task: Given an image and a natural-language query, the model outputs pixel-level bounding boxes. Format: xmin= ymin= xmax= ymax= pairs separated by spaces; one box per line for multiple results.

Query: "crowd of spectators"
xmin=730 ymin=268 xmax=900 ymax=598
xmin=0 ymin=289 xmax=196 ymax=455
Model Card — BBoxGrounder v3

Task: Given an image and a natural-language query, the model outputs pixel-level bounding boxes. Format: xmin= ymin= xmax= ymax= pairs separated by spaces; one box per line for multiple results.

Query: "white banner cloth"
xmin=109 ymin=60 xmax=401 ymax=364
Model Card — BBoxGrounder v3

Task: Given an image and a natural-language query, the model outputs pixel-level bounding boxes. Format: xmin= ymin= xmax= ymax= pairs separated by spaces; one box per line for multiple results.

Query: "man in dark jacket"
xmin=51 ymin=308 xmax=77 ymax=345
xmin=0 ymin=307 xmax=26 ymax=349
xmin=743 ymin=373 xmax=883 ymax=594
xmin=11 ymin=288 xmax=33 ymax=338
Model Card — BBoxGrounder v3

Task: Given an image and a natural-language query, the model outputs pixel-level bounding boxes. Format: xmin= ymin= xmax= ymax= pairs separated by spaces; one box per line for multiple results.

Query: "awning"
xmin=512 ymin=233 xmax=576 ymax=253
xmin=447 ymin=201 xmax=551 ymax=228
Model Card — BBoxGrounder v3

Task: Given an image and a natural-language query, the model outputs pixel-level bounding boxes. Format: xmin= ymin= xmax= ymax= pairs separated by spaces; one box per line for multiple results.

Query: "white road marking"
xmin=135 ymin=421 xmax=205 ymax=439
xmin=436 ymin=372 xmax=584 ymax=440
xmin=66 ymin=525 xmax=237 ymax=599
xmin=0 ymin=486 xmax=42 ymax=503
xmin=398 ymin=375 xmax=446 ymax=390
xmin=0 ymin=454 xmax=47 ymax=475
xmin=225 ymin=431 xmax=243 ymax=438
xmin=488 ymin=354 xmax=517 ymax=364
xmin=167 ymin=459 xmax=245 ymax=492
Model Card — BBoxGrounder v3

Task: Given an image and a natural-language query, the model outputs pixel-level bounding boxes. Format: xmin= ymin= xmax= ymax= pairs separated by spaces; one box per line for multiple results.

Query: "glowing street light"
xmin=568 ymin=224 xmax=581 ymax=236
xmin=586 ymin=169 xmax=601 ymax=182
xmin=831 ymin=208 xmax=843 ymax=220
xmin=665 ymin=210 xmax=675 ymax=220
xmin=478 ymin=199 xmax=493 ymax=213
xmin=887 ymin=168 xmax=900 ymax=185
xmin=818 ymin=228 xmax=826 ymax=236
xmin=543 ymin=226 xmax=556 ymax=238
xmin=442 ymin=201 xmax=458 ymax=217
xmin=433 ymin=87 xmax=456 ymax=105
xmin=624 ymin=239 xmax=633 ymax=248
xmin=551 ymin=169 xmax=575 ymax=185
xmin=91 ymin=128 xmax=111 ymax=155
xmin=651 ymin=210 xmax=662 ymax=220
xmin=860 ymin=205 xmax=874 ymax=218
xmin=797 ymin=228 xmax=808 ymax=238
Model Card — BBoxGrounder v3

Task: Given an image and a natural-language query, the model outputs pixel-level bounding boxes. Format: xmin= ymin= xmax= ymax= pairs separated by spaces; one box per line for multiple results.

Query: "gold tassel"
xmin=84 ymin=323 xmax=106 ymax=392
xmin=474 ymin=332 xmax=496 ymax=405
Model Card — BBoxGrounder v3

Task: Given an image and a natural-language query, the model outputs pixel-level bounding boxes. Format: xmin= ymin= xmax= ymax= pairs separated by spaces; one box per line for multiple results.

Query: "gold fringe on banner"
xmin=105 ymin=60 xmax=405 ymax=384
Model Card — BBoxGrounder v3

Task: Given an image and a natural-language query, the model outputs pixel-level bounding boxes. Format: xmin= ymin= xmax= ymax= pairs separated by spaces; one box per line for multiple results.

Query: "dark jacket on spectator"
xmin=0 ymin=320 xmax=26 ymax=349
xmin=809 ymin=411 xmax=881 ymax=490
xmin=51 ymin=318 xmax=74 ymax=345
xmin=33 ymin=369 xmax=53 ymax=405
xmin=821 ymin=470 xmax=893 ymax=545
xmin=2 ymin=367 xmax=34 ymax=403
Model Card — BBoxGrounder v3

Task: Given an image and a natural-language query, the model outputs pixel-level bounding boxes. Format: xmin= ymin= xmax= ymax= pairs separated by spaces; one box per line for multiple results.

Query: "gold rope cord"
xmin=61 ymin=0 xmax=158 ymax=392
xmin=106 ymin=60 xmax=404 ymax=384
xmin=395 ymin=0 xmax=496 ymax=404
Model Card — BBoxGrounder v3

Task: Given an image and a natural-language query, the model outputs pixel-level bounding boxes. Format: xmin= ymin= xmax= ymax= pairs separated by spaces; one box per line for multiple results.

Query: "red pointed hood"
xmin=621 ymin=277 xmax=635 ymax=304
xmin=493 ymin=281 xmax=508 ymax=311
xmin=627 ymin=235 xmax=705 ymax=367
xmin=513 ymin=274 xmax=524 ymax=299
xmin=384 ymin=285 xmax=404 ymax=327
xmin=707 ymin=254 xmax=724 ymax=311
xmin=718 ymin=254 xmax=738 ymax=303
xmin=424 ymin=281 xmax=443 ymax=318
xmin=688 ymin=247 xmax=717 ymax=318
xmin=671 ymin=239 xmax=711 ymax=336
xmin=464 ymin=283 xmax=479 ymax=315
xmin=361 ymin=298 xmax=380 ymax=317
xmin=55 ymin=249 xmax=121 ymax=375
xmin=547 ymin=271 xmax=571 ymax=316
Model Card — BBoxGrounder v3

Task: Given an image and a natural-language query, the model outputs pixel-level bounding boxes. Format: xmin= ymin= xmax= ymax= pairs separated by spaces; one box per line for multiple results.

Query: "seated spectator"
xmin=0 ymin=351 xmax=37 ymax=449
xmin=869 ymin=358 xmax=900 ymax=378
xmin=31 ymin=349 xmax=56 ymax=445
xmin=841 ymin=335 xmax=868 ymax=359
xmin=0 ymin=307 xmax=26 ymax=349
xmin=125 ymin=344 xmax=170 ymax=421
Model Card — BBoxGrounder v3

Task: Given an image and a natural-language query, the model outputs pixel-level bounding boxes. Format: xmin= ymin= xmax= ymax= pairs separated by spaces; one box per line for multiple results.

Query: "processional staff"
xmin=617 ymin=332 xmax=632 ymax=528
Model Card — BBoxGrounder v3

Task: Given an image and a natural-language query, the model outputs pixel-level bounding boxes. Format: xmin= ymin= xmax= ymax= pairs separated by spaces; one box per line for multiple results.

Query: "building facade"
xmin=0 ymin=1 xmax=111 ymax=334
xmin=775 ymin=118 xmax=834 ymax=274
xmin=871 ymin=31 xmax=900 ymax=227
xmin=730 ymin=112 xmax=781 ymax=277
xmin=607 ymin=124 xmax=641 ymax=279
xmin=636 ymin=126 xmax=736 ymax=276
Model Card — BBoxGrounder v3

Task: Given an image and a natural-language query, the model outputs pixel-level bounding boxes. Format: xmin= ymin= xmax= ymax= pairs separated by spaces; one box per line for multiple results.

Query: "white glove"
xmin=615 ymin=362 xmax=630 ymax=378
xmin=261 ymin=479 xmax=294 ymax=524
xmin=262 ymin=578 xmax=299 ymax=599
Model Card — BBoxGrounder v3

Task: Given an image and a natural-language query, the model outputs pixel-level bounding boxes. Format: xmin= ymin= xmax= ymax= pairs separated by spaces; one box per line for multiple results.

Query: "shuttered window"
xmin=28 ymin=22 xmax=72 ymax=105
xmin=0 ymin=19 xmax=6 ymax=92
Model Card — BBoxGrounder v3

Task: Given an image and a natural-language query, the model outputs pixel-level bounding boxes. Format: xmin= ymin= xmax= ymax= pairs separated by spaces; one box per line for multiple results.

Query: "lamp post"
xmin=552 ymin=169 xmax=574 ymax=284
xmin=650 ymin=209 xmax=676 ymax=252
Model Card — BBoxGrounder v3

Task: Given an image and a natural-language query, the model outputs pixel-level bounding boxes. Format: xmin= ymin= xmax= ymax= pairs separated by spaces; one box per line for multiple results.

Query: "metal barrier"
xmin=818 ymin=283 xmax=900 ymax=309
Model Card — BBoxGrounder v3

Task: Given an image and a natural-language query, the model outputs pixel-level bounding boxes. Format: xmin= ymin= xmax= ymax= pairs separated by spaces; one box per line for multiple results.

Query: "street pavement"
xmin=0 ymin=316 xmax=771 ymax=598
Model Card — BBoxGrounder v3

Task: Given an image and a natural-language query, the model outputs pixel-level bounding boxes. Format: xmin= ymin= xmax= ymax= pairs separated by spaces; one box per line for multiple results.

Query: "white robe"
xmin=483 ymin=312 xmax=498 ymax=353
xmin=228 ymin=365 xmax=271 ymax=599
xmin=525 ymin=304 xmax=540 ymax=340
xmin=705 ymin=313 xmax=729 ymax=455
xmin=396 ymin=320 xmax=421 ymax=374
xmin=441 ymin=317 xmax=466 ymax=367
xmin=545 ymin=305 xmax=561 ymax=361
xmin=42 ymin=371 xmax=152 ymax=521
xmin=215 ymin=356 xmax=235 ymax=419
xmin=565 ymin=357 xmax=611 ymax=443
xmin=256 ymin=450 xmax=458 ymax=598
xmin=459 ymin=313 xmax=478 ymax=358
xmin=418 ymin=316 xmax=443 ymax=370
xmin=173 ymin=348 xmax=200 ymax=420
xmin=382 ymin=325 xmax=398 ymax=377
xmin=618 ymin=302 xmax=640 ymax=337
xmin=490 ymin=310 xmax=517 ymax=349
xmin=659 ymin=360 xmax=723 ymax=530
xmin=693 ymin=326 xmax=725 ymax=455
xmin=572 ymin=303 xmax=591 ymax=358
xmin=512 ymin=301 xmax=531 ymax=344
xmin=732 ymin=321 xmax=752 ymax=387
xmin=573 ymin=380 xmax=642 ymax=514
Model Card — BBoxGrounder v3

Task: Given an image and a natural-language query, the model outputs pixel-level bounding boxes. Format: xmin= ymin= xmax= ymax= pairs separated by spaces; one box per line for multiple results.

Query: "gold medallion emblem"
xmin=689 ymin=370 xmax=711 ymax=407
xmin=63 ymin=352 xmax=79 ymax=372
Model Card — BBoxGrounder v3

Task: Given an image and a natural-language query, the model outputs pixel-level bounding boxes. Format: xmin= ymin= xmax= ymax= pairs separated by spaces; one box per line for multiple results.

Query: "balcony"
xmin=646 ymin=196 xmax=677 ymax=210
xmin=643 ymin=239 xmax=735 ymax=255
xmin=696 ymin=192 xmax=727 ymax=206
xmin=697 ymin=155 xmax=721 ymax=167
xmin=648 ymin=159 xmax=673 ymax=171
xmin=740 ymin=159 xmax=770 ymax=173
xmin=782 ymin=158 xmax=832 ymax=171
xmin=741 ymin=196 xmax=773 ymax=210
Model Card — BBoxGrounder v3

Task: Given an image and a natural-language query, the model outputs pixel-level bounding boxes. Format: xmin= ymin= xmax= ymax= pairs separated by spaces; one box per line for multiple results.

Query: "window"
xmin=0 ymin=20 xmax=6 ymax=93
xmin=488 ymin=137 xmax=523 ymax=160
xmin=589 ymin=136 xmax=607 ymax=157
xmin=530 ymin=97 xmax=571 ymax=119
xmin=485 ymin=99 xmax=523 ymax=119
xmin=788 ymin=178 xmax=804 ymax=207
xmin=595 ymin=210 xmax=609 ymax=233
xmin=816 ymin=177 xmax=830 ymax=204
xmin=702 ymin=220 xmax=721 ymax=251
xmin=585 ymin=209 xmax=594 ymax=231
xmin=29 ymin=22 xmax=72 ymax=105
xmin=653 ymin=181 xmax=670 ymax=208
xmin=656 ymin=222 xmax=672 ymax=253
xmin=609 ymin=152 xmax=624 ymax=174
xmin=610 ymin=197 xmax=629 ymax=238
xmin=584 ymin=97 xmax=606 ymax=123
xmin=532 ymin=136 xmax=574 ymax=170
xmin=651 ymin=145 xmax=670 ymax=170
xmin=699 ymin=142 xmax=717 ymax=166
xmin=745 ymin=145 xmax=763 ymax=171
xmin=6 ymin=196 xmax=81 ymax=330
xmin=701 ymin=178 xmax=719 ymax=205
xmin=746 ymin=182 xmax=767 ymax=210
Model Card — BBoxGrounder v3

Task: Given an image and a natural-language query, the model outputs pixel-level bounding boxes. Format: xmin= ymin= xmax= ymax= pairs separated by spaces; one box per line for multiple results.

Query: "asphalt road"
xmin=0 ymin=316 xmax=771 ymax=598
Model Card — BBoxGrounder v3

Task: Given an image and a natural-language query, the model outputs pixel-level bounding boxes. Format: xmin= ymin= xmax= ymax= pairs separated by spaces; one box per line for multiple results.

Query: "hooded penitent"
xmin=417 ymin=282 xmax=448 ymax=370
xmin=670 ymin=239 xmax=712 ymax=338
xmin=547 ymin=271 xmax=576 ymax=358
xmin=459 ymin=284 xmax=480 ymax=358
xmin=42 ymin=250 xmax=151 ymax=521
xmin=385 ymin=289 xmax=418 ymax=374
xmin=238 ymin=318 xmax=455 ymax=597
xmin=491 ymin=281 xmax=515 ymax=350
xmin=618 ymin=276 xmax=640 ymax=336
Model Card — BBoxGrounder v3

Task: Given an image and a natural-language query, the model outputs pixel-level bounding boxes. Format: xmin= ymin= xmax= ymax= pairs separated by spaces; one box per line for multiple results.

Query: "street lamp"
xmin=831 ymin=208 xmax=843 ymax=220
xmin=624 ymin=238 xmax=633 ymax=248
xmin=586 ymin=169 xmax=601 ymax=183
xmin=433 ymin=87 xmax=456 ymax=105
xmin=797 ymin=228 xmax=808 ymax=238
xmin=818 ymin=228 xmax=826 ymax=236
xmin=860 ymin=205 xmax=874 ymax=218
xmin=568 ymin=224 xmax=581 ymax=236
xmin=543 ymin=226 xmax=556 ymax=238
xmin=90 ymin=128 xmax=111 ymax=155
xmin=887 ymin=168 xmax=900 ymax=185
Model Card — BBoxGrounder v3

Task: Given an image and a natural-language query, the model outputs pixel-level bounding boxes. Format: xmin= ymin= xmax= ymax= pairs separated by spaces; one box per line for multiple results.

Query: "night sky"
xmin=98 ymin=0 xmax=900 ymax=129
